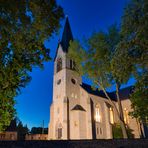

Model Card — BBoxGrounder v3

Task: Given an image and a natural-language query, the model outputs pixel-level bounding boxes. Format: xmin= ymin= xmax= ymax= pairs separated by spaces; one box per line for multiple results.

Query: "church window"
xmin=71 ymin=78 xmax=76 ymax=84
xmin=57 ymin=79 xmax=61 ymax=85
xmin=109 ymin=108 xmax=114 ymax=124
xmin=57 ymin=58 xmax=62 ymax=73
xmin=123 ymin=108 xmax=129 ymax=124
xmin=75 ymin=94 xmax=77 ymax=99
xmin=97 ymin=127 xmax=99 ymax=134
xmin=57 ymin=128 xmax=62 ymax=139
xmin=95 ymin=105 xmax=101 ymax=122
xmin=100 ymin=128 xmax=102 ymax=135
xmin=70 ymin=59 xmax=76 ymax=70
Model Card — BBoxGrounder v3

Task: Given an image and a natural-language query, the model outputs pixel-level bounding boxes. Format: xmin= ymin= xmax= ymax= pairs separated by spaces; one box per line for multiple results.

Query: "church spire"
xmin=61 ymin=16 xmax=73 ymax=52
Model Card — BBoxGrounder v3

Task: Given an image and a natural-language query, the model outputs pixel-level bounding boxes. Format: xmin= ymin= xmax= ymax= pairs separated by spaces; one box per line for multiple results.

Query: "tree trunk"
xmin=98 ymin=81 xmax=128 ymax=138
xmin=119 ymin=119 xmax=128 ymax=138
xmin=116 ymin=83 xmax=128 ymax=138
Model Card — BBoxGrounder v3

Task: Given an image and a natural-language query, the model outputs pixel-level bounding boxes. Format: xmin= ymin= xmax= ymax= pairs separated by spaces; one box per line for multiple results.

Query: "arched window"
xmin=57 ymin=58 xmax=62 ymax=73
xmin=56 ymin=122 xmax=62 ymax=139
xmin=70 ymin=59 xmax=76 ymax=70
xmin=109 ymin=108 xmax=114 ymax=124
xmin=95 ymin=105 xmax=101 ymax=122
xmin=123 ymin=108 xmax=129 ymax=124
xmin=58 ymin=128 xmax=62 ymax=139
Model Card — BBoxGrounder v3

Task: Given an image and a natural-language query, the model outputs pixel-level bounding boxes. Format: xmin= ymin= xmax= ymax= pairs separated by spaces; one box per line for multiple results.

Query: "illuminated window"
xmin=57 ymin=58 xmax=62 ymax=72
xmin=109 ymin=108 xmax=114 ymax=124
xmin=123 ymin=108 xmax=129 ymax=124
xmin=95 ymin=105 xmax=101 ymax=122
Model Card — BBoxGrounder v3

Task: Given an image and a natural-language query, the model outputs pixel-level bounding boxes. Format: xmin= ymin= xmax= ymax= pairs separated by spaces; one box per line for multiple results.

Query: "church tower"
xmin=48 ymin=17 xmax=86 ymax=140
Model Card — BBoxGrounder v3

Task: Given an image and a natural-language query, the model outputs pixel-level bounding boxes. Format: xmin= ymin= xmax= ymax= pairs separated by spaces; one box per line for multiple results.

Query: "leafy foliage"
xmin=116 ymin=0 xmax=148 ymax=120
xmin=0 ymin=0 xmax=64 ymax=131
xmin=112 ymin=123 xmax=123 ymax=138
xmin=0 ymin=98 xmax=16 ymax=131
xmin=30 ymin=127 xmax=48 ymax=134
xmin=130 ymin=72 xmax=148 ymax=120
xmin=112 ymin=123 xmax=134 ymax=138
xmin=69 ymin=25 xmax=121 ymax=88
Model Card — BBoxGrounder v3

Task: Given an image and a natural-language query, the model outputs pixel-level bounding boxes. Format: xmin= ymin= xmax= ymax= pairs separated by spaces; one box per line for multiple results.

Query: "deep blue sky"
xmin=15 ymin=0 xmax=131 ymax=129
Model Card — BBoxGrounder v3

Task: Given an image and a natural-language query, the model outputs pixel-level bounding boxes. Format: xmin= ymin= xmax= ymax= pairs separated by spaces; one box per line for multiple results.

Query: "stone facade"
xmin=48 ymin=18 xmax=141 ymax=140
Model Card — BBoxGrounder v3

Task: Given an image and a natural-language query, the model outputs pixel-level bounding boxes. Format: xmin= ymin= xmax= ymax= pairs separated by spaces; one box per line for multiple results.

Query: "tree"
xmin=30 ymin=127 xmax=48 ymax=134
xmin=130 ymin=72 xmax=148 ymax=120
xmin=68 ymin=25 xmax=128 ymax=138
xmin=0 ymin=0 xmax=64 ymax=131
xmin=113 ymin=0 xmax=148 ymax=122
xmin=17 ymin=120 xmax=29 ymax=140
xmin=129 ymin=72 xmax=148 ymax=138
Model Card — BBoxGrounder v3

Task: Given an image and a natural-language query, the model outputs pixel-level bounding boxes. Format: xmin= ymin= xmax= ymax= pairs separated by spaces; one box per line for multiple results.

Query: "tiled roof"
xmin=109 ymin=86 xmax=134 ymax=100
xmin=81 ymin=83 xmax=107 ymax=98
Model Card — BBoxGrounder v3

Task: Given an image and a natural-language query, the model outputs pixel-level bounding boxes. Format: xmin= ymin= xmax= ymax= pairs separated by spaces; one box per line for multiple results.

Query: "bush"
xmin=112 ymin=123 xmax=134 ymax=138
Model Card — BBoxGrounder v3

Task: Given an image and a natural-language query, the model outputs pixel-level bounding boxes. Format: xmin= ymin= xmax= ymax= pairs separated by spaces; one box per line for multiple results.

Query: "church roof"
xmin=60 ymin=16 xmax=73 ymax=53
xmin=81 ymin=83 xmax=134 ymax=101
xmin=81 ymin=83 xmax=107 ymax=98
xmin=108 ymin=86 xmax=134 ymax=100
xmin=71 ymin=104 xmax=86 ymax=111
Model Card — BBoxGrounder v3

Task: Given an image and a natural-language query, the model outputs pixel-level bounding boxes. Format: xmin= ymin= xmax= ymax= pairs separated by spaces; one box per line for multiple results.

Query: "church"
xmin=48 ymin=17 xmax=141 ymax=140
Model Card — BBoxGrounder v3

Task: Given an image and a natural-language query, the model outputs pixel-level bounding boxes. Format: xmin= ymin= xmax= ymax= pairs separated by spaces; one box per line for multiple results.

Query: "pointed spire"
xmin=61 ymin=16 xmax=73 ymax=52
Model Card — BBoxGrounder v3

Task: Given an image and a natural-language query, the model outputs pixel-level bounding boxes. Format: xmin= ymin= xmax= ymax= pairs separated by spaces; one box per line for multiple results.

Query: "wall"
xmin=25 ymin=134 xmax=48 ymax=140
xmin=0 ymin=132 xmax=17 ymax=141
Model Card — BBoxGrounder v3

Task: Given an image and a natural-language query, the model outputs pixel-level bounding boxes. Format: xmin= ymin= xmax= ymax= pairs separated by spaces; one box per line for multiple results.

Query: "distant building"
xmin=25 ymin=134 xmax=48 ymax=140
xmin=0 ymin=119 xmax=17 ymax=140
xmin=48 ymin=17 xmax=145 ymax=140
xmin=0 ymin=132 xmax=17 ymax=141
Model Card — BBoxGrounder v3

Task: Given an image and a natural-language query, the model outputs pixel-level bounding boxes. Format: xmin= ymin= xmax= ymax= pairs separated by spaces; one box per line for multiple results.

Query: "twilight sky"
xmin=15 ymin=0 xmax=131 ymax=129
